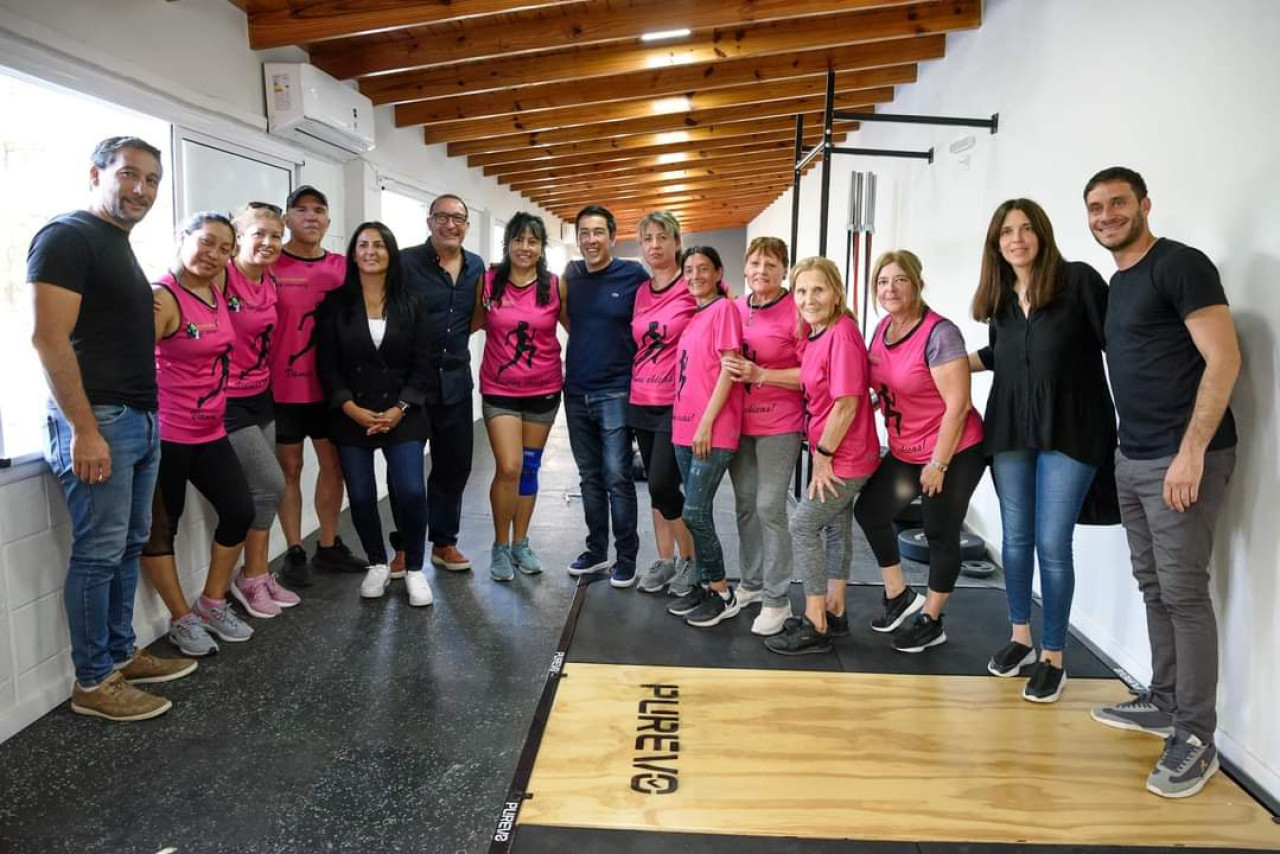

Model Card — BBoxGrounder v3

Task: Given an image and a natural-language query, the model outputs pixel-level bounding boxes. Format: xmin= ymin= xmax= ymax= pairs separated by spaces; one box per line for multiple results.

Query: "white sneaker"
xmin=735 ymin=586 xmax=764 ymax=608
xmin=752 ymin=605 xmax=792 ymax=636
xmin=405 ymin=570 xmax=434 ymax=607
xmin=360 ymin=564 xmax=391 ymax=598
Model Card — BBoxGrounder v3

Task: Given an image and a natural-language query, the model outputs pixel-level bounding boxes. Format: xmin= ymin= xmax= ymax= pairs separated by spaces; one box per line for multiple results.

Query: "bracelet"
xmin=815 ymin=444 xmax=835 ymax=458
xmin=927 ymin=459 xmax=948 ymax=473
xmin=396 ymin=400 xmax=411 ymax=413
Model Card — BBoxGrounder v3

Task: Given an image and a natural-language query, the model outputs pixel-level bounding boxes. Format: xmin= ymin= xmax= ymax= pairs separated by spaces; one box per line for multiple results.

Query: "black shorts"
xmin=481 ymin=392 xmax=562 ymax=423
xmin=275 ymin=401 xmax=330 ymax=444
xmin=224 ymin=390 xmax=274 ymax=434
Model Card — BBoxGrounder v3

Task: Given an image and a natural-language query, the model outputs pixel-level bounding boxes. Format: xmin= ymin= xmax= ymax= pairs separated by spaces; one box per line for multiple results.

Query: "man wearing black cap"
xmin=272 ymin=185 xmax=367 ymax=584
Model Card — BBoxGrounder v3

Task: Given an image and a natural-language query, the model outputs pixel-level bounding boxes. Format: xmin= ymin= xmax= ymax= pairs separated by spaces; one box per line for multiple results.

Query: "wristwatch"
xmin=927 ymin=459 xmax=949 ymax=473
xmin=396 ymin=400 xmax=411 ymax=413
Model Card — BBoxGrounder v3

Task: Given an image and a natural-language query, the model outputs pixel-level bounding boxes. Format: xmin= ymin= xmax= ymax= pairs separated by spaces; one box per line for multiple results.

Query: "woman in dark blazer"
xmin=317 ymin=221 xmax=433 ymax=606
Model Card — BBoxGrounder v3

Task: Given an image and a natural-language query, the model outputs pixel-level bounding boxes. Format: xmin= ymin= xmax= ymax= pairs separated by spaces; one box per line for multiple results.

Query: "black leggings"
xmin=635 ymin=428 xmax=684 ymax=521
xmin=144 ymin=437 xmax=254 ymax=556
xmin=853 ymin=443 xmax=986 ymax=594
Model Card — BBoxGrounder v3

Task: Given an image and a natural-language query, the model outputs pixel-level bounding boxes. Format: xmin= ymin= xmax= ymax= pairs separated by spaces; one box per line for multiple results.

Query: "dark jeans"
xmin=853 ymin=443 xmax=986 ymax=594
xmin=673 ymin=445 xmax=735 ymax=585
xmin=388 ymin=396 xmax=473 ymax=550
xmin=342 ymin=441 xmax=427 ymax=571
xmin=46 ymin=403 xmax=160 ymax=687
xmin=1116 ymin=447 xmax=1235 ymax=742
xmin=565 ymin=391 xmax=638 ymax=571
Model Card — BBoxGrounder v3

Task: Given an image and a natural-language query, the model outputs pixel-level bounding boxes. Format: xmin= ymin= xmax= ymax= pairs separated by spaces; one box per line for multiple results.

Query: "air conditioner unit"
xmin=264 ymin=62 xmax=375 ymax=161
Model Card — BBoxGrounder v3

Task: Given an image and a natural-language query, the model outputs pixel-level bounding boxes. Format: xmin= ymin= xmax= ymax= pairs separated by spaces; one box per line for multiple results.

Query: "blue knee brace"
xmin=519 ymin=447 xmax=544 ymax=496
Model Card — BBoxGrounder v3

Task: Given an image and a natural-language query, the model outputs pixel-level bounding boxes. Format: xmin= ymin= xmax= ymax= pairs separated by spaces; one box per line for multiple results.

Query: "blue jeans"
xmin=673 ymin=445 xmax=734 ymax=585
xmin=992 ymin=449 xmax=1097 ymax=651
xmin=45 ymin=403 xmax=160 ymax=687
xmin=565 ymin=391 xmax=638 ymax=571
xmin=338 ymin=441 xmax=427 ymax=571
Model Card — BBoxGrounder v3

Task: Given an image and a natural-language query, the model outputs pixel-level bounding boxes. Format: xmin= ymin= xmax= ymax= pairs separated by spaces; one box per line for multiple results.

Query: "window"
xmin=380 ymin=187 xmax=430 ymax=250
xmin=491 ymin=218 xmax=507 ymax=266
xmin=0 ymin=70 xmax=174 ymax=461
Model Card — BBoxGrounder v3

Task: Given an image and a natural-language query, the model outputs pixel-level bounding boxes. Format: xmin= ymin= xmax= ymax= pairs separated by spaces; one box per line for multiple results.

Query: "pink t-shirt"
xmin=737 ymin=290 xmax=805 ymax=436
xmin=672 ymin=297 xmax=744 ymax=451
xmin=224 ymin=262 xmax=278 ymax=398
xmin=868 ymin=310 xmax=984 ymax=464
xmin=270 ymin=250 xmax=346 ymax=404
xmin=154 ymin=273 xmax=235 ymax=444
xmin=630 ymin=275 xmax=697 ymax=406
xmin=801 ymin=315 xmax=880 ymax=479
xmin=479 ymin=270 xmax=564 ymax=397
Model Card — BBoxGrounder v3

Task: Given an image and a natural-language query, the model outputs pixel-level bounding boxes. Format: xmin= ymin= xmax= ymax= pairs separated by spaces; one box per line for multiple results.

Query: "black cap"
xmin=286 ymin=185 xmax=328 ymax=209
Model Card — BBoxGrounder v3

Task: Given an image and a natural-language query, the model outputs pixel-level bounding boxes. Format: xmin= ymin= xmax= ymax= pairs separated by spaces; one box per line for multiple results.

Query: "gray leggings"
xmin=227 ymin=420 xmax=286 ymax=531
xmin=789 ymin=475 xmax=869 ymax=597
xmin=730 ymin=432 xmax=802 ymax=607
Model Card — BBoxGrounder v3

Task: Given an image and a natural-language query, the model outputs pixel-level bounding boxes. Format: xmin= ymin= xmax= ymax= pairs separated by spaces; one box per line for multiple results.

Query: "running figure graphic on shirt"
xmin=635 ymin=321 xmax=669 ymax=367
xmin=676 ymin=350 xmax=689 ymax=400
xmin=741 ymin=341 xmax=760 ymax=395
xmin=286 ymin=309 xmax=319 ymax=368
xmin=497 ymin=321 xmax=537 ymax=376
xmin=878 ymin=383 xmax=903 ymax=436
xmin=197 ymin=344 xmax=233 ymax=410
xmin=239 ymin=323 xmax=275 ymax=380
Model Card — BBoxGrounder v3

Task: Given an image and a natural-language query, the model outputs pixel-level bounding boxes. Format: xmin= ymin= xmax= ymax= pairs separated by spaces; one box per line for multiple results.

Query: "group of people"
xmin=29 ymin=136 xmax=1239 ymax=801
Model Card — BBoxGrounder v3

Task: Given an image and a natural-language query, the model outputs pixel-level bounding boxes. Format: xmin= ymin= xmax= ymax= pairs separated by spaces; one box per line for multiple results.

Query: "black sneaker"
xmin=987 ymin=640 xmax=1037 ymax=677
xmin=1022 ymin=660 xmax=1067 ymax=703
xmin=892 ymin=612 xmax=947 ymax=653
xmin=668 ymin=585 xmax=709 ymax=616
xmin=825 ymin=611 xmax=850 ymax=637
xmin=279 ymin=545 xmax=313 ymax=587
xmin=312 ymin=537 xmax=368 ymax=573
xmin=870 ymin=586 xmax=924 ymax=633
xmin=765 ymin=616 xmax=833 ymax=655
xmin=685 ymin=588 xmax=741 ymax=628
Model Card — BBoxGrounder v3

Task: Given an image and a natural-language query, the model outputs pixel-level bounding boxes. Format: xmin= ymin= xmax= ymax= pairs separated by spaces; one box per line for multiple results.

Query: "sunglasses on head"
xmin=248 ymin=201 xmax=283 ymax=215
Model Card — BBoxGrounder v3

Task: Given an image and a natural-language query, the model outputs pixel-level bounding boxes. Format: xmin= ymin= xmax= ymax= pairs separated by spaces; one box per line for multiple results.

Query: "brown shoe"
xmin=118 ymin=647 xmax=198 ymax=684
xmin=431 ymin=545 xmax=472 ymax=572
xmin=70 ymin=671 xmax=171 ymax=722
xmin=389 ymin=550 xmax=407 ymax=579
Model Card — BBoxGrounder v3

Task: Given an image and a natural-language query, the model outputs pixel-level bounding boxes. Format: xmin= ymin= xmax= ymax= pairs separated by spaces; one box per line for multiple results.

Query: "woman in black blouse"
xmin=968 ymin=199 xmax=1116 ymax=703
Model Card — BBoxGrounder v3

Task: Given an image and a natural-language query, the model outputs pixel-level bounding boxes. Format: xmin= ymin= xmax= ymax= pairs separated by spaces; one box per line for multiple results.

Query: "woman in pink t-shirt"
xmin=629 ymin=212 xmax=698 ymax=595
xmin=853 ymin=250 xmax=987 ymax=655
xmin=471 ymin=213 xmax=567 ymax=582
xmin=765 ymin=258 xmax=879 ymax=656
xmin=667 ymin=246 xmax=745 ymax=629
xmin=722 ymin=236 xmax=805 ymax=637
xmin=141 ymin=212 xmax=257 ymax=658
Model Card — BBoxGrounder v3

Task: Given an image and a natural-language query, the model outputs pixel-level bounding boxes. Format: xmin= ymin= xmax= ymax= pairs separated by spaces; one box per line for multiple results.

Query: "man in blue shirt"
xmin=563 ymin=205 xmax=650 ymax=586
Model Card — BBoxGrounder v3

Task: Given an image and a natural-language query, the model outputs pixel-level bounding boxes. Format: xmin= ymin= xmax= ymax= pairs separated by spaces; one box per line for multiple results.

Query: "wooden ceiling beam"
xmin=543 ymin=187 xmax=788 ymax=217
xmin=247 ymin=0 xmax=578 ymax=50
xmin=360 ymin=1 xmax=972 ymax=104
xmin=445 ymin=96 xmax=880 ymax=156
xmin=496 ymin=146 xmax=798 ymax=185
xmin=312 ymin=0 xmax=916 ymax=80
xmin=508 ymin=159 xmax=794 ymax=195
xmin=531 ymin=177 xmax=793 ymax=210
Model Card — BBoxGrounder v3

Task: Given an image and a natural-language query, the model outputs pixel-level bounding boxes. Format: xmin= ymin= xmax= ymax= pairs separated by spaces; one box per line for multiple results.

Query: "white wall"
xmin=615 ymin=226 xmax=749 ymax=294
xmin=749 ymin=0 xmax=1280 ymax=799
xmin=0 ymin=0 xmax=559 ymax=743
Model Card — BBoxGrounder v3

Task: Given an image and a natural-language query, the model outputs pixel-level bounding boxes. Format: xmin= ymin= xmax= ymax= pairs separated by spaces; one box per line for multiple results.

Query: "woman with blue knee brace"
xmin=969 ymin=199 xmax=1117 ymax=703
xmin=472 ymin=213 xmax=566 ymax=581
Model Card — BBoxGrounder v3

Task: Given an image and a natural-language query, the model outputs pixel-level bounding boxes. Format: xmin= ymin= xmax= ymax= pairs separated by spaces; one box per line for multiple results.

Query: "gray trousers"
xmin=730 ymin=432 xmax=802 ymax=607
xmin=1116 ymin=447 xmax=1235 ymax=742
xmin=789 ymin=475 xmax=869 ymax=597
xmin=227 ymin=420 xmax=286 ymax=531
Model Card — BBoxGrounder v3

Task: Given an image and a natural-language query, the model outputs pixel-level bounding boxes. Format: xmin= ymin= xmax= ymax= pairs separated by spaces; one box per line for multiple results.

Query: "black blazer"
xmin=317 ymin=289 xmax=431 ymax=448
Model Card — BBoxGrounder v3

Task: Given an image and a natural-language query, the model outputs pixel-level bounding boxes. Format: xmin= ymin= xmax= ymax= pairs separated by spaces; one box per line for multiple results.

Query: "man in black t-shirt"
xmin=29 ymin=137 xmax=195 ymax=723
xmin=1082 ymin=167 xmax=1241 ymax=799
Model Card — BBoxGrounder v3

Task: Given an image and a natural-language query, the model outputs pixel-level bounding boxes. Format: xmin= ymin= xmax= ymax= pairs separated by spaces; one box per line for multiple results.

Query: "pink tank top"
xmin=630 ymin=275 xmax=697 ymax=406
xmin=801 ymin=315 xmax=880 ymax=479
xmin=479 ymin=270 xmax=564 ymax=397
xmin=737 ymin=290 xmax=805 ymax=436
xmin=868 ymin=310 xmax=984 ymax=464
xmin=270 ymin=251 xmax=346 ymax=404
xmin=672 ymin=297 xmax=744 ymax=452
xmin=224 ymin=261 xmax=278 ymax=398
xmin=155 ymin=273 xmax=235 ymax=444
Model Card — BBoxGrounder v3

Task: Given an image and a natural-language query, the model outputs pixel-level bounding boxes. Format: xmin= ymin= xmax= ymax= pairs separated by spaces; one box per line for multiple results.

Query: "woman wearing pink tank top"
xmin=721 ymin=236 xmax=806 ymax=637
xmin=853 ymin=250 xmax=986 ymax=655
xmin=471 ymin=213 xmax=567 ymax=582
xmin=141 ymin=212 xmax=257 ymax=658
xmin=628 ymin=212 xmax=697 ymax=595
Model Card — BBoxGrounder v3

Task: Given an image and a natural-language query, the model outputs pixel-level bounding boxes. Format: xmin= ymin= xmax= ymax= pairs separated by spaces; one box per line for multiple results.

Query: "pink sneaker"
xmin=231 ymin=574 xmax=282 ymax=619
xmin=264 ymin=573 xmax=301 ymax=608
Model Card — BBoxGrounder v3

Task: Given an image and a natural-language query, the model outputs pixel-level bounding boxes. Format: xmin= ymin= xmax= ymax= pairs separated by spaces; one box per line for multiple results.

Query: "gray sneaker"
xmin=1147 ymin=733 xmax=1219 ymax=798
xmin=192 ymin=599 xmax=254 ymax=643
xmin=168 ymin=613 xmax=219 ymax=657
xmin=1090 ymin=694 xmax=1175 ymax=737
xmin=490 ymin=544 xmax=515 ymax=582
xmin=510 ymin=539 xmax=543 ymax=575
xmin=667 ymin=557 xmax=697 ymax=597
xmin=637 ymin=559 xmax=677 ymax=593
